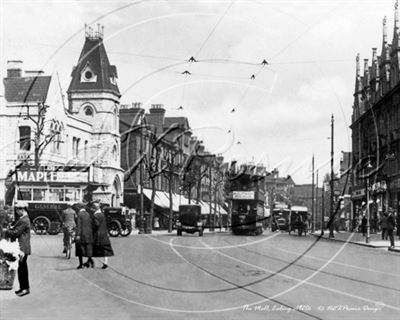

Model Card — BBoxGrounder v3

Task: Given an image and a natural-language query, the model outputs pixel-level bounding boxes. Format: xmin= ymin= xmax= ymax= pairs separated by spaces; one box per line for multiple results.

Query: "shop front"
xmin=350 ymin=185 xmax=366 ymax=231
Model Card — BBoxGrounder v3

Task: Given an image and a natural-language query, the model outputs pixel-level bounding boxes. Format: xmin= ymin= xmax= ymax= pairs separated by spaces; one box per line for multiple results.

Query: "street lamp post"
xmin=366 ymin=179 xmax=370 ymax=243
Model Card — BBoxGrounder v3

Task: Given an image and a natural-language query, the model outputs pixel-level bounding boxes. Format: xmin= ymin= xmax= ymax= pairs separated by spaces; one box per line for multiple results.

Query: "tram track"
xmin=222 ymin=237 xmax=400 ymax=294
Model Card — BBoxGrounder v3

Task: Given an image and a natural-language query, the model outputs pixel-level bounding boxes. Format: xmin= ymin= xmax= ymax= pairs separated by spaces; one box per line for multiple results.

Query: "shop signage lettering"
xmin=17 ymin=170 xmax=88 ymax=183
xmin=31 ymin=203 xmax=65 ymax=210
xmin=352 ymin=188 xmax=366 ymax=197
xmin=232 ymin=191 xmax=255 ymax=200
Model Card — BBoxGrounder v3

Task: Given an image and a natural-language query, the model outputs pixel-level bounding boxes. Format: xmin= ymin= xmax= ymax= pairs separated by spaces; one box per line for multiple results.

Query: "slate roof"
xmin=3 ymin=76 xmax=51 ymax=103
xmin=67 ymin=37 xmax=120 ymax=96
xmin=164 ymin=117 xmax=189 ymax=129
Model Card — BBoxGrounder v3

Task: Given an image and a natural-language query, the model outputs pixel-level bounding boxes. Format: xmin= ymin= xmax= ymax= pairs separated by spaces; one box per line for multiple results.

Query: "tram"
xmin=230 ymin=171 xmax=265 ymax=235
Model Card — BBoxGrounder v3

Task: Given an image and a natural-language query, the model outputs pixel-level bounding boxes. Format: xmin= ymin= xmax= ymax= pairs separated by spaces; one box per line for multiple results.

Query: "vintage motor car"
xmin=288 ymin=205 xmax=309 ymax=236
xmin=103 ymin=206 xmax=133 ymax=237
xmin=176 ymin=204 xmax=203 ymax=237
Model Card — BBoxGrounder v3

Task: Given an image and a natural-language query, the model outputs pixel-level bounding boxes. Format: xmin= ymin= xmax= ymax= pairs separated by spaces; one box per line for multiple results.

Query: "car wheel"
xmin=120 ymin=223 xmax=132 ymax=237
xmin=33 ymin=216 xmax=51 ymax=235
xmin=108 ymin=220 xmax=121 ymax=237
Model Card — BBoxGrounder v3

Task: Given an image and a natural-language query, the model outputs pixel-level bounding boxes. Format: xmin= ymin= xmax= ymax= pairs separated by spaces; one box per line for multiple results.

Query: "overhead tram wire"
xmin=178 ymin=0 xmax=236 ymax=110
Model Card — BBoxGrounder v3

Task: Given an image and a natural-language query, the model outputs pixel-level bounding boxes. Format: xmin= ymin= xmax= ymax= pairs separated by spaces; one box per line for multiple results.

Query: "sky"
xmin=0 ymin=0 xmax=397 ymax=184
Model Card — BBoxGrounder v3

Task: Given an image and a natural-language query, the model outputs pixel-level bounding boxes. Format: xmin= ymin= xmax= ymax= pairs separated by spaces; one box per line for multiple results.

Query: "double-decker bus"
xmin=230 ymin=171 xmax=265 ymax=235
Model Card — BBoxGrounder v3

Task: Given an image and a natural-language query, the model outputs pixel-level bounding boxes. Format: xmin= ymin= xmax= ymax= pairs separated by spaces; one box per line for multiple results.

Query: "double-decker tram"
xmin=230 ymin=171 xmax=265 ymax=235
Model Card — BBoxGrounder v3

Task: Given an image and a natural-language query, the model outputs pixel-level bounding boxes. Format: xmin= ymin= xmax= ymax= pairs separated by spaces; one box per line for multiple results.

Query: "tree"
xmin=24 ymin=102 xmax=60 ymax=168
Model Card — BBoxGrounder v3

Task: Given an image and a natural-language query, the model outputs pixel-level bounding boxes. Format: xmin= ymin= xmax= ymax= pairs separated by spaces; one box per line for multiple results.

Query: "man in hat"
xmin=387 ymin=207 xmax=396 ymax=249
xmin=3 ymin=202 xmax=31 ymax=296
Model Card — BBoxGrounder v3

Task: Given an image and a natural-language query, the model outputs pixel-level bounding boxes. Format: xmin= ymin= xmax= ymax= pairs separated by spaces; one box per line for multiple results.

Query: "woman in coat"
xmin=75 ymin=203 xmax=94 ymax=269
xmin=91 ymin=202 xmax=114 ymax=269
xmin=3 ymin=201 xmax=31 ymax=297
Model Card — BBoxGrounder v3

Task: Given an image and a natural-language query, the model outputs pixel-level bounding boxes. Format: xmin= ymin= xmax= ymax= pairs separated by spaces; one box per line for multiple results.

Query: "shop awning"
xmin=141 ymin=187 xmax=227 ymax=214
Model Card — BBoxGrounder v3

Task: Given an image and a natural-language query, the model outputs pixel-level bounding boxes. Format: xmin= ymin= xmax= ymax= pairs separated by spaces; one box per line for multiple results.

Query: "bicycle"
xmin=63 ymin=226 xmax=75 ymax=259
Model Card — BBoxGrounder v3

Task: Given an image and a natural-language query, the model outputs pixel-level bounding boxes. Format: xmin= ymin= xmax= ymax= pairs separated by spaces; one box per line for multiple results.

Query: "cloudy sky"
xmin=1 ymin=0 xmax=397 ymax=184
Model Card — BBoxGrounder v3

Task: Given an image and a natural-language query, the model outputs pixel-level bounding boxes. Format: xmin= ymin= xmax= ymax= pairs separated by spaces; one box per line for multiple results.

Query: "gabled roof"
xmin=164 ymin=117 xmax=189 ymax=129
xmin=67 ymin=36 xmax=120 ymax=96
xmin=3 ymin=76 xmax=51 ymax=103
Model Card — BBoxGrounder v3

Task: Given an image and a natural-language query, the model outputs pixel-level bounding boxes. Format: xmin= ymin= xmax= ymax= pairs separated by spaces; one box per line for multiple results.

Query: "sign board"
xmin=232 ymin=191 xmax=255 ymax=200
xmin=16 ymin=170 xmax=88 ymax=183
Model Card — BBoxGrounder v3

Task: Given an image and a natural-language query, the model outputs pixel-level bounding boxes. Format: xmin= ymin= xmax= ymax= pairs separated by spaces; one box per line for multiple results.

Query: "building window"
xmin=72 ymin=137 xmax=80 ymax=158
xmin=84 ymin=106 xmax=93 ymax=116
xmin=80 ymin=64 xmax=97 ymax=83
xmin=112 ymin=144 xmax=118 ymax=162
xmin=19 ymin=126 xmax=31 ymax=151
xmin=84 ymin=140 xmax=88 ymax=161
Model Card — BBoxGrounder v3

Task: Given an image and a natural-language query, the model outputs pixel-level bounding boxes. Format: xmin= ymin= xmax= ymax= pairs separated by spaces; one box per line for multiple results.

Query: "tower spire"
xmin=393 ymin=1 xmax=399 ymax=50
xmin=382 ymin=16 xmax=388 ymax=59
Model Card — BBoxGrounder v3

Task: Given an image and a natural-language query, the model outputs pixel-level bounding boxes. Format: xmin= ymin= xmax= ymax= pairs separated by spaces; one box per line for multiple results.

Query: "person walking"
xmin=380 ymin=212 xmax=388 ymax=240
xmin=396 ymin=212 xmax=400 ymax=240
xmin=361 ymin=215 xmax=367 ymax=236
xmin=61 ymin=203 xmax=76 ymax=254
xmin=387 ymin=208 xmax=396 ymax=249
xmin=2 ymin=202 xmax=31 ymax=297
xmin=74 ymin=203 xmax=94 ymax=269
xmin=91 ymin=202 xmax=114 ymax=269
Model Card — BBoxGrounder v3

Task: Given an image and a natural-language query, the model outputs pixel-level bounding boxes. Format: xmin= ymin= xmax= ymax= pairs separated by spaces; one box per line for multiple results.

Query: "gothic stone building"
xmin=351 ymin=3 xmax=400 ymax=222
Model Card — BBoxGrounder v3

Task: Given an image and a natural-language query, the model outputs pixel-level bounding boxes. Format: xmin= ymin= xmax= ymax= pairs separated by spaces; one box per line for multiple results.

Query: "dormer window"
xmin=110 ymin=76 xmax=117 ymax=85
xmin=80 ymin=63 xmax=97 ymax=83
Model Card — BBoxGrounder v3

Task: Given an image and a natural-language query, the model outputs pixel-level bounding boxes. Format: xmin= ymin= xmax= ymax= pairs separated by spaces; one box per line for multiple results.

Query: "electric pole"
xmin=311 ymin=154 xmax=315 ymax=233
xmin=329 ymin=114 xmax=335 ymax=238
xmin=139 ymin=118 xmax=145 ymax=234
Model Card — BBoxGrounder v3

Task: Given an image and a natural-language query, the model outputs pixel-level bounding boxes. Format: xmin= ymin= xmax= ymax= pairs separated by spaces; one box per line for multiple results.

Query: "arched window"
xmin=84 ymin=106 xmax=93 ymax=116
xmin=112 ymin=144 xmax=118 ymax=162
xmin=19 ymin=126 xmax=31 ymax=151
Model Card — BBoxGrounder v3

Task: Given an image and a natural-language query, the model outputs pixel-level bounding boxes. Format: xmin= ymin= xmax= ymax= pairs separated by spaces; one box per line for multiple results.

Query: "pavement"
xmin=312 ymin=229 xmax=400 ymax=252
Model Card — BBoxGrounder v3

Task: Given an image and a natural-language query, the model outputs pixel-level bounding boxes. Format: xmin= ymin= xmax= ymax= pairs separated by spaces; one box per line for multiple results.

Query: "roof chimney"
xmin=7 ymin=60 xmax=23 ymax=78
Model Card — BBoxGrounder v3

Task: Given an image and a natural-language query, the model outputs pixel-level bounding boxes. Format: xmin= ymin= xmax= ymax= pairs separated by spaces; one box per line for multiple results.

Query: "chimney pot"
xmin=7 ymin=60 xmax=23 ymax=78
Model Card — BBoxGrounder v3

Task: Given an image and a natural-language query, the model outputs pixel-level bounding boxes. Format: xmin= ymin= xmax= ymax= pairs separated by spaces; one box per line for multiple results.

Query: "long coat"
xmin=92 ymin=209 xmax=114 ymax=257
xmin=75 ymin=209 xmax=93 ymax=257
xmin=5 ymin=214 xmax=31 ymax=255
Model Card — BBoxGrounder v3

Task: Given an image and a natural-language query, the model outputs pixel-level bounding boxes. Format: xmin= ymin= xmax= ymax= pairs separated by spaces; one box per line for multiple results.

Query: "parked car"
xmin=103 ymin=207 xmax=133 ymax=237
xmin=176 ymin=205 xmax=203 ymax=236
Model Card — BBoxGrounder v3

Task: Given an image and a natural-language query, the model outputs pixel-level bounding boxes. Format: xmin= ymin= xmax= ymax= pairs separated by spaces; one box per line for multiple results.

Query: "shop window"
xmin=33 ymin=188 xmax=47 ymax=201
xmin=17 ymin=188 xmax=32 ymax=201
xmin=19 ymin=126 xmax=31 ymax=151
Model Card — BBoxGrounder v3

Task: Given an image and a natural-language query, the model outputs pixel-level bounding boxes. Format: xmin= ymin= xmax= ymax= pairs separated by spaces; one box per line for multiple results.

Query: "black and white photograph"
xmin=0 ymin=0 xmax=399 ymax=319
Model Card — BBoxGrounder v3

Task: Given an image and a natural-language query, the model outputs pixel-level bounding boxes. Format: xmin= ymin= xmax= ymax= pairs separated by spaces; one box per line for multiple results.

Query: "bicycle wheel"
xmin=66 ymin=234 xmax=72 ymax=259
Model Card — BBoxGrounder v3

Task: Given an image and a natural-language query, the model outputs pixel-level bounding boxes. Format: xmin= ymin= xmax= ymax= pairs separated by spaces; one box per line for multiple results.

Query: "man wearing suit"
xmin=3 ymin=201 xmax=31 ymax=297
